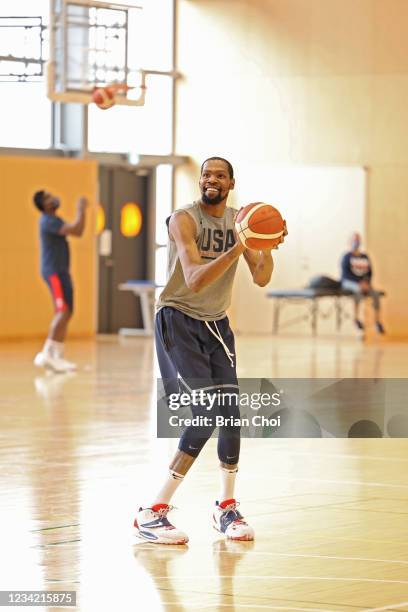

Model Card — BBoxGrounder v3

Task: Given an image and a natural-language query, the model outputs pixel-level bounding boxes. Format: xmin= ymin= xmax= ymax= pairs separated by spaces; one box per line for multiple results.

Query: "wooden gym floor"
xmin=1 ymin=335 xmax=408 ymax=612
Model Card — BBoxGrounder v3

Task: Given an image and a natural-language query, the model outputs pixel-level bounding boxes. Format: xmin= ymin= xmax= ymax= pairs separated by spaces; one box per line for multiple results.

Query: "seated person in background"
xmin=340 ymin=232 xmax=385 ymax=334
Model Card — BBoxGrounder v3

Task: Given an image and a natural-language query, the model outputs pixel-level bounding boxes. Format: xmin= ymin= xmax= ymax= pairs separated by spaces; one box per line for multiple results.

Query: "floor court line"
xmin=160 ymin=604 xmax=338 ymax=611
xmin=255 ymin=494 xmax=378 ymax=503
xmin=31 ymin=523 xmax=80 ymax=532
xmin=250 ymin=474 xmax=408 ymax=490
xmin=33 ymin=539 xmax=81 ymax=547
xmin=293 ymin=533 xmax=408 ymax=546
xmin=339 ymin=508 xmax=408 ymax=516
xmin=250 ymin=492 xmax=335 ymax=502
xmin=133 ymin=545 xmax=408 ymax=567
xmin=252 ymin=501 xmax=385 ymax=517
xmin=43 ymin=580 xmax=80 ymax=584
xmin=213 ymin=550 xmax=408 ymax=566
xmin=256 ymin=504 xmax=408 ymax=518
xmin=265 ymin=451 xmax=408 ymax=464
xmin=363 ymin=602 xmax=408 ymax=612
xmin=152 ymin=575 xmax=408 ymax=585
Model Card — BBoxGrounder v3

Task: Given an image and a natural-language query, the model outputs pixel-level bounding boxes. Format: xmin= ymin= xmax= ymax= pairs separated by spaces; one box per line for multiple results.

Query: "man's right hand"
xmin=359 ymin=279 xmax=371 ymax=294
xmin=233 ymin=226 xmax=246 ymax=255
xmin=77 ymin=197 xmax=89 ymax=213
xmin=59 ymin=198 xmax=88 ymax=237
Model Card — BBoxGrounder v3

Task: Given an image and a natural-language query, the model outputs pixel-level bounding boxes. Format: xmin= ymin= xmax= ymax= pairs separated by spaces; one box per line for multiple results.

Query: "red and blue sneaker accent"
xmin=134 ymin=503 xmax=189 ymax=545
xmin=213 ymin=498 xmax=254 ymax=541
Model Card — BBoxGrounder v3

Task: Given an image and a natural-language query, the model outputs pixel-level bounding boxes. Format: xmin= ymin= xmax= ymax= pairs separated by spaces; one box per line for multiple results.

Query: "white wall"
xmin=231 ymin=165 xmax=366 ymax=334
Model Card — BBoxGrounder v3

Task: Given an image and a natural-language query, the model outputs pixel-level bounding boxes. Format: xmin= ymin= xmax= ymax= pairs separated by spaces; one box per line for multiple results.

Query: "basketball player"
xmin=341 ymin=232 xmax=385 ymax=333
xmin=135 ymin=157 xmax=287 ymax=544
xmin=33 ymin=190 xmax=88 ymax=372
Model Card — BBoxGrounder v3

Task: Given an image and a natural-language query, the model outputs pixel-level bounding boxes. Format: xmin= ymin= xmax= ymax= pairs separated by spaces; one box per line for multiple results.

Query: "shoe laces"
xmin=152 ymin=504 xmax=179 ymax=530
xmin=153 ymin=504 xmax=177 ymax=518
xmin=222 ymin=500 xmax=239 ymax=512
xmin=220 ymin=501 xmax=246 ymax=525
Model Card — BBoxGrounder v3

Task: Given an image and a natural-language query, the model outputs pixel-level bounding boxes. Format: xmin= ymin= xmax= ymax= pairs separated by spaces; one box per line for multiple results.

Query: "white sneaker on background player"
xmin=33 ymin=351 xmax=75 ymax=373
xmin=213 ymin=499 xmax=255 ymax=541
xmin=51 ymin=344 xmax=77 ymax=371
xmin=134 ymin=504 xmax=189 ymax=545
xmin=54 ymin=357 xmax=77 ymax=371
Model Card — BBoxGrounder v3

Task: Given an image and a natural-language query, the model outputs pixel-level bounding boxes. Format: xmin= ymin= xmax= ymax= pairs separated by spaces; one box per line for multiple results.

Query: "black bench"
xmin=266 ymin=288 xmax=386 ymax=335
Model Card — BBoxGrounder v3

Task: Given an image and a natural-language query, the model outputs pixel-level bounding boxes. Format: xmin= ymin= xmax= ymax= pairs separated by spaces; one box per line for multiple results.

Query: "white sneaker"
xmin=134 ymin=504 xmax=189 ymax=545
xmin=34 ymin=352 xmax=45 ymax=368
xmin=33 ymin=352 xmax=72 ymax=373
xmin=213 ymin=499 xmax=255 ymax=541
xmin=54 ymin=357 xmax=77 ymax=371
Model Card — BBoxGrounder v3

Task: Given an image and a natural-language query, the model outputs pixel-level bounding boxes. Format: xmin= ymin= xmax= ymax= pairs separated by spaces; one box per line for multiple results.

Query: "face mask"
xmin=351 ymin=239 xmax=360 ymax=250
xmin=52 ymin=197 xmax=61 ymax=210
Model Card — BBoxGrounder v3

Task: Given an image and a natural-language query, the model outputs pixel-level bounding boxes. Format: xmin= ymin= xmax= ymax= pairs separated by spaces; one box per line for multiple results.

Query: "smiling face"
xmin=199 ymin=159 xmax=235 ymax=206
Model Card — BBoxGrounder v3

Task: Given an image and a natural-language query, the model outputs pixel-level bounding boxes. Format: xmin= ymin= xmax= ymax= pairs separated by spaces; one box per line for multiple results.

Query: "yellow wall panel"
xmin=371 ymin=76 xmax=408 ymax=164
xmin=309 ymin=0 xmax=373 ymax=76
xmin=0 ymin=156 xmax=97 ymax=340
xmin=373 ymin=0 xmax=408 ymax=73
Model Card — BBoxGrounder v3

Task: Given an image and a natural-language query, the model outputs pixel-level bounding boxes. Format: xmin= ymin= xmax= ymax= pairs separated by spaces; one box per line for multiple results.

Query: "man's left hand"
xmin=262 ymin=219 xmax=288 ymax=252
xmin=360 ymin=279 xmax=371 ymax=294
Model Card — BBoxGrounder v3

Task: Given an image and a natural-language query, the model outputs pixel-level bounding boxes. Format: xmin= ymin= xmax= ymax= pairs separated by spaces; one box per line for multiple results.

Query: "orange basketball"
xmin=92 ymin=86 xmax=115 ymax=110
xmin=235 ymin=203 xmax=284 ymax=249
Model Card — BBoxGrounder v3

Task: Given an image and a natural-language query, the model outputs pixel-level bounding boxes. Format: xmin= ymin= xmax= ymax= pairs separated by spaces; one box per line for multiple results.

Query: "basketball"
xmin=92 ymin=86 xmax=115 ymax=110
xmin=235 ymin=202 xmax=285 ymax=249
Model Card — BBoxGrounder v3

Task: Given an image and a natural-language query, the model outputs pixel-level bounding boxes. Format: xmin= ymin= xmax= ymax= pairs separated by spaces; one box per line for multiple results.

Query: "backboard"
xmin=48 ymin=0 xmax=147 ymax=105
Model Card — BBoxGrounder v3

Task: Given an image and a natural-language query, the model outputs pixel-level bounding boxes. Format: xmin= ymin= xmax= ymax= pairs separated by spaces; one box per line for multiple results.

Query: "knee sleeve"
xmin=178 ymin=427 xmax=215 ymax=458
xmin=216 ymin=388 xmax=241 ymax=464
xmin=217 ymin=429 xmax=241 ymax=464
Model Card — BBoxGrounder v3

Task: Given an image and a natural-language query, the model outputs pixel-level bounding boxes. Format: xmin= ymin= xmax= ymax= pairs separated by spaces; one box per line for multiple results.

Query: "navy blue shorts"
xmin=155 ymin=306 xmax=238 ymax=392
xmin=44 ymin=271 xmax=74 ymax=313
xmin=155 ymin=307 xmax=241 ymax=462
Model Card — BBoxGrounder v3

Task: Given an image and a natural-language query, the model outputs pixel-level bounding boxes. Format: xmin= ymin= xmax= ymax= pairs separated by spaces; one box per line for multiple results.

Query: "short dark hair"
xmin=33 ymin=190 xmax=45 ymax=211
xmin=201 ymin=157 xmax=234 ymax=179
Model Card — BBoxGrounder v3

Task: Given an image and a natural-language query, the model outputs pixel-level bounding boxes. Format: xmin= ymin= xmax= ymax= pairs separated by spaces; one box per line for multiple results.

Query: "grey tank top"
xmin=156 ymin=201 xmax=238 ymax=321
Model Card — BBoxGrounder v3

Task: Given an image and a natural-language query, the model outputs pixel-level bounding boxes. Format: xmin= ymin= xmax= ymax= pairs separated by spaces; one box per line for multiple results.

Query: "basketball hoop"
xmin=91 ymin=82 xmax=146 ymax=109
xmin=47 ymin=0 xmax=147 ymax=106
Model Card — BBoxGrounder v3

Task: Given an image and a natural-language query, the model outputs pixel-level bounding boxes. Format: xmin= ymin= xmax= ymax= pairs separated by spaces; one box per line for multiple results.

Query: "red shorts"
xmin=44 ymin=271 xmax=74 ymax=313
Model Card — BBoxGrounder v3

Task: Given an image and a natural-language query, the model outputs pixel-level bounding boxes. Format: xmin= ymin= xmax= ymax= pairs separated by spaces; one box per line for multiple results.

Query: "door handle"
xmin=99 ymin=229 xmax=112 ymax=256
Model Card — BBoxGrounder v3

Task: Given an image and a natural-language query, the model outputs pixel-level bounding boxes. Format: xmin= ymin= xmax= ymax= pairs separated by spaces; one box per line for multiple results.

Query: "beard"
xmin=201 ymin=190 xmax=225 ymax=206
